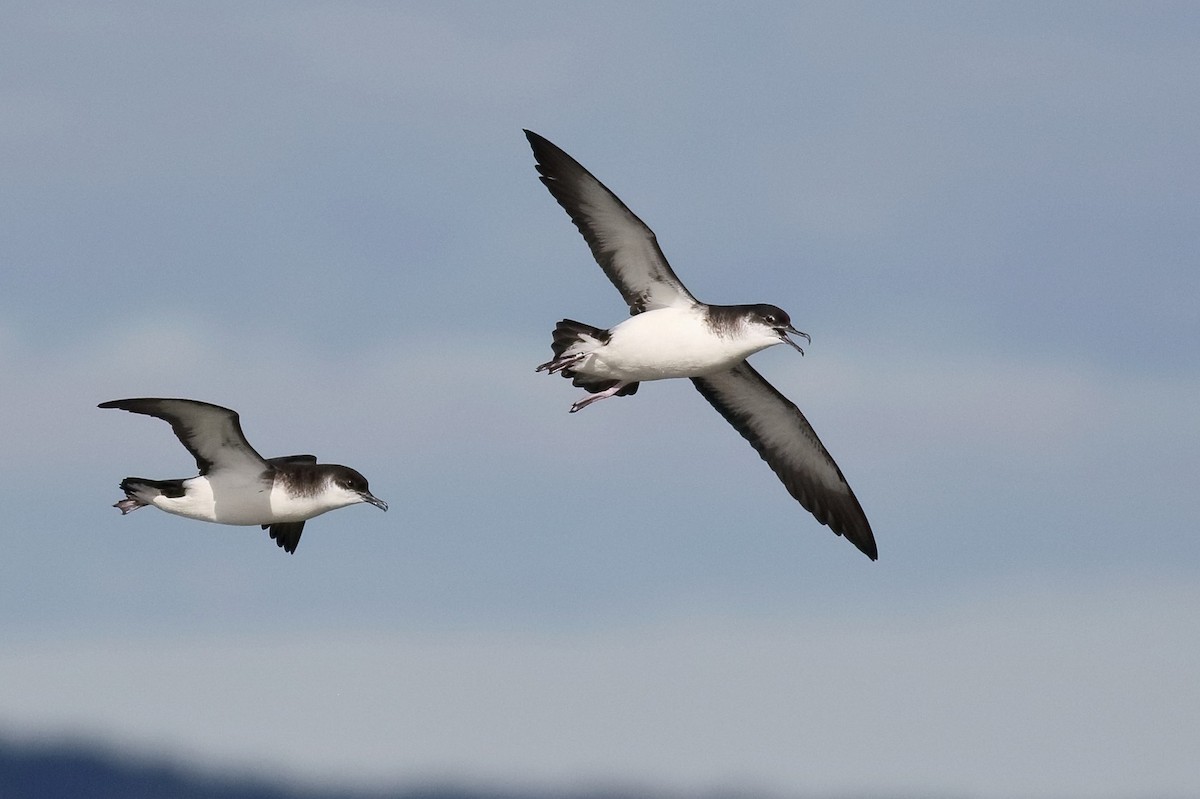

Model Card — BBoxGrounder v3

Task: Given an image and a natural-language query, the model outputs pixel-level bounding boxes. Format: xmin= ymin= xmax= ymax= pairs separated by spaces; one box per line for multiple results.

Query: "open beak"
xmin=361 ymin=492 xmax=388 ymax=512
xmin=777 ymin=324 xmax=811 ymax=355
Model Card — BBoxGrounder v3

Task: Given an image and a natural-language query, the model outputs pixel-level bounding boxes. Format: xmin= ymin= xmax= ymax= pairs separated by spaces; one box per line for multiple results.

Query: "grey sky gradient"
xmin=2 ymin=3 xmax=1198 ymax=797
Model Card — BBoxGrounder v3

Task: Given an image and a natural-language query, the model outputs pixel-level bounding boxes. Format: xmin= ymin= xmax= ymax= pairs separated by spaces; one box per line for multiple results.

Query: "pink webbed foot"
xmin=114 ymin=498 xmax=146 ymax=515
xmin=569 ymin=383 xmax=630 ymax=413
xmin=536 ymin=352 xmax=587 ymax=375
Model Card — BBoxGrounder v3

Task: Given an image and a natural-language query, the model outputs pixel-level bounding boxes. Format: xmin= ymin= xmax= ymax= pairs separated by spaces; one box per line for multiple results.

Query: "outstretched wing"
xmin=525 ymin=130 xmax=698 ymax=314
xmin=99 ymin=398 xmax=268 ymax=476
xmin=267 ymin=454 xmax=318 ymax=466
xmin=691 ymin=364 xmax=877 ymax=560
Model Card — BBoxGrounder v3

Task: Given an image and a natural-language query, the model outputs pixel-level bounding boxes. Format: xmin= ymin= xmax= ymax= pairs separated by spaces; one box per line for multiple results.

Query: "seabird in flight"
xmin=100 ymin=397 xmax=387 ymax=554
xmin=525 ymin=130 xmax=876 ymax=560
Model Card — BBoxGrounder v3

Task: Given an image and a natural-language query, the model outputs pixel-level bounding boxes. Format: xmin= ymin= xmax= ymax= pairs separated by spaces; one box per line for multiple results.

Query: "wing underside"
xmin=691 ymin=363 xmax=877 ymax=560
xmin=525 ymin=130 xmax=698 ymax=314
xmin=99 ymin=398 xmax=268 ymax=476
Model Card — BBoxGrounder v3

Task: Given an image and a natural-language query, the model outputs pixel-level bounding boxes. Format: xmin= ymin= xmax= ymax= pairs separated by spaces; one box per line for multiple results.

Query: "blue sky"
xmin=1 ymin=2 xmax=1198 ymax=797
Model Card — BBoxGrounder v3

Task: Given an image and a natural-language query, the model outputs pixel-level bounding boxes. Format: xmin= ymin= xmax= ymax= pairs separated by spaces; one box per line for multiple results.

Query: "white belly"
xmin=151 ymin=476 xmax=333 ymax=526
xmin=580 ymin=307 xmax=771 ymax=381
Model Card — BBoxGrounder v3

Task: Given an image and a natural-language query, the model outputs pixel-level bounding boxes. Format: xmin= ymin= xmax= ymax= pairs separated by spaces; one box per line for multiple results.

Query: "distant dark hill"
xmin=0 ymin=736 xmax=298 ymax=799
xmin=0 ymin=736 xmax=693 ymax=799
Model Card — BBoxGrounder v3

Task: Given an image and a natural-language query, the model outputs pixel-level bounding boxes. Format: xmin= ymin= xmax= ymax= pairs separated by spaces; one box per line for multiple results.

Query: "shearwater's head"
xmin=733 ymin=304 xmax=811 ymax=355
xmin=321 ymin=465 xmax=388 ymax=512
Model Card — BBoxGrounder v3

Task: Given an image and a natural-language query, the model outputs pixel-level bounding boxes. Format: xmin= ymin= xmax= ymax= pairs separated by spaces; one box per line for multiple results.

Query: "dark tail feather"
xmin=114 ymin=477 xmax=186 ymax=514
xmin=549 ymin=318 xmax=609 ymax=358
xmin=119 ymin=477 xmax=187 ymax=498
xmin=537 ymin=319 xmax=639 ymax=396
xmin=537 ymin=319 xmax=611 ymax=376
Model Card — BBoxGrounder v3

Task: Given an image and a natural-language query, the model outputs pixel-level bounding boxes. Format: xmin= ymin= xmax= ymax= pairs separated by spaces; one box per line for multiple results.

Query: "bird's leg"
xmin=569 ymin=383 xmax=628 ymax=413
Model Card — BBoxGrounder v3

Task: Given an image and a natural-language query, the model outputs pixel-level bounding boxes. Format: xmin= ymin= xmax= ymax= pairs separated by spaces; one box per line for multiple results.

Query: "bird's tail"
xmin=536 ymin=319 xmax=609 ymax=375
xmin=535 ymin=319 xmax=639 ymax=398
xmin=114 ymin=477 xmax=185 ymax=515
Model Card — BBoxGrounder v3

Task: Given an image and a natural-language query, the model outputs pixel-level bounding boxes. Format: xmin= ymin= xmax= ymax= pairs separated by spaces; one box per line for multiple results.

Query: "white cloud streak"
xmin=2 ymin=578 xmax=1196 ymax=798
xmin=2 ymin=6 xmax=1198 ymax=797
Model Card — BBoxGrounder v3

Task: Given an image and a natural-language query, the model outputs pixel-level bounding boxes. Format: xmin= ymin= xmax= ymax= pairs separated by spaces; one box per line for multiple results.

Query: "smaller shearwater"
xmin=100 ymin=398 xmax=387 ymax=554
xmin=526 ymin=130 xmax=876 ymax=560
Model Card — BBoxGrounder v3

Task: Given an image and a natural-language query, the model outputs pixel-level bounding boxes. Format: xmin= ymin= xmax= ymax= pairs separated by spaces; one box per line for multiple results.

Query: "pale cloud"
xmin=2 ymin=5 xmax=1198 ymax=796
xmin=0 ymin=316 xmax=556 ymax=471
xmin=3 ymin=315 xmax=1195 ymax=636
xmin=2 ymin=577 xmax=1196 ymax=798
xmin=10 ymin=313 xmax=1196 ymax=493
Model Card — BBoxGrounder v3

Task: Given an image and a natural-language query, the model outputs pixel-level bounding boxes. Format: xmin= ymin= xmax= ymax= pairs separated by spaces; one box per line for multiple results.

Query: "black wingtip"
xmin=843 ymin=512 xmax=878 ymax=561
xmin=98 ymin=399 xmax=151 ymax=413
xmin=524 ymin=129 xmax=562 ymax=164
xmin=836 ymin=515 xmax=877 ymax=561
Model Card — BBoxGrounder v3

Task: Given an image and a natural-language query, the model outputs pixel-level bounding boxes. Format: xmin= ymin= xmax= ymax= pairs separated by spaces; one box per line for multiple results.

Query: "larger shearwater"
xmin=526 ymin=130 xmax=876 ymax=560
